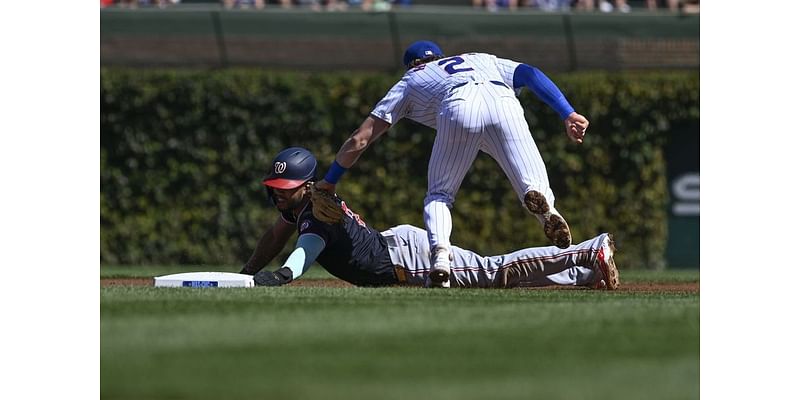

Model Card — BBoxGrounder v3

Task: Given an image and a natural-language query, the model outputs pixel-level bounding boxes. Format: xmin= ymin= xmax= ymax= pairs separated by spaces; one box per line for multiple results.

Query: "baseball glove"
xmin=310 ymin=185 xmax=344 ymax=224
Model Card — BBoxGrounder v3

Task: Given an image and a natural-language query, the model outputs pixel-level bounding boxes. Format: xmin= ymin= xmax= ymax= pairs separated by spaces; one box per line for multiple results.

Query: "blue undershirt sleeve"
xmin=512 ymin=64 xmax=575 ymax=120
xmin=283 ymin=233 xmax=326 ymax=279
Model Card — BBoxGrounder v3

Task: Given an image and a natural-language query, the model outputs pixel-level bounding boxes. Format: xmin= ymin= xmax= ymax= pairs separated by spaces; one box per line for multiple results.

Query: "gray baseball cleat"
xmin=428 ymin=245 xmax=452 ymax=288
xmin=524 ymin=191 xmax=572 ymax=249
xmin=590 ymin=234 xmax=620 ymax=290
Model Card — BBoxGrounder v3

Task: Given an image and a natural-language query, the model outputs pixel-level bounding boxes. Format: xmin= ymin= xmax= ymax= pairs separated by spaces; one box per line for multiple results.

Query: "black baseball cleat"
xmin=428 ymin=269 xmax=450 ymax=287
xmin=524 ymin=191 xmax=572 ymax=249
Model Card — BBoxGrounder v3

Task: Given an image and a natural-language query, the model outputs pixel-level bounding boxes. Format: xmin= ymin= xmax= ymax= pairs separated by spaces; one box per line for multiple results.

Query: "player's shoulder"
xmin=464 ymin=52 xmax=507 ymax=67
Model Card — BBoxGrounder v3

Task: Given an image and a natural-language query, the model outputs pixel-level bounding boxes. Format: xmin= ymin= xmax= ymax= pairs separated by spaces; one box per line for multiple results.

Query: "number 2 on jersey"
xmin=438 ymin=56 xmax=474 ymax=74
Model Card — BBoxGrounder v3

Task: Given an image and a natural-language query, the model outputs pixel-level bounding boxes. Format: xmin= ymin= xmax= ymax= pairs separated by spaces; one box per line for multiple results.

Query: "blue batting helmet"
xmin=262 ymin=147 xmax=317 ymax=190
xmin=403 ymin=40 xmax=444 ymax=68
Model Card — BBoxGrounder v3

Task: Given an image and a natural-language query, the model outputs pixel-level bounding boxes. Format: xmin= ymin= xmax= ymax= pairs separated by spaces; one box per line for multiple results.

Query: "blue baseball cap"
xmin=403 ymin=40 xmax=444 ymax=68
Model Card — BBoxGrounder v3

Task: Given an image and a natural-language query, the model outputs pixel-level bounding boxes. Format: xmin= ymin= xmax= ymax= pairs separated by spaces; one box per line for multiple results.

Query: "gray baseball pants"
xmin=382 ymin=225 xmax=606 ymax=288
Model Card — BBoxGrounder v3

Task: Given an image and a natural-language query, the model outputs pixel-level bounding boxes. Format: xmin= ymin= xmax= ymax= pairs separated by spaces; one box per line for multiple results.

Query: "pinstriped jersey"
xmin=370 ymin=53 xmax=522 ymax=129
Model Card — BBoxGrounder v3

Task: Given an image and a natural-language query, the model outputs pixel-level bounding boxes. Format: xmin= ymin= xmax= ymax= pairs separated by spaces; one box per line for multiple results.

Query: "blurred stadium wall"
xmin=101 ymin=7 xmax=698 ymax=72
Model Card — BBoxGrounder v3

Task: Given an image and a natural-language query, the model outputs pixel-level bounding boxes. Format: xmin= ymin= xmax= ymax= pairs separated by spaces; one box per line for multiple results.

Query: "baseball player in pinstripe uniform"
xmin=317 ymin=40 xmax=589 ymax=288
xmin=242 ymin=147 xmax=619 ymax=290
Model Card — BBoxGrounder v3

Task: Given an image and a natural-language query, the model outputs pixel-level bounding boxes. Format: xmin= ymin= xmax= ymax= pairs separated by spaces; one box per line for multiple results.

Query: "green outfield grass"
xmin=101 ymin=268 xmax=699 ymax=400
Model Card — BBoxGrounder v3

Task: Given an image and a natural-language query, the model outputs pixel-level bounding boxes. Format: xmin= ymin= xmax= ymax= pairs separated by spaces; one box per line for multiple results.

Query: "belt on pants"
xmin=450 ymin=80 xmax=509 ymax=91
xmin=382 ymin=231 xmax=409 ymax=284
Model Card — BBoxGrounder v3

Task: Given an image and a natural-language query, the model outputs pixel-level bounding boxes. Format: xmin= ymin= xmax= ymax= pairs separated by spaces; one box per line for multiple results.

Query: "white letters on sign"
xmin=672 ymin=173 xmax=700 ymax=216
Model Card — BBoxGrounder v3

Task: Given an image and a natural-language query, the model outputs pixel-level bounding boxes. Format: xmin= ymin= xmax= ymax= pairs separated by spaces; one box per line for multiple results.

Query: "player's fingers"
xmin=567 ymin=129 xmax=581 ymax=143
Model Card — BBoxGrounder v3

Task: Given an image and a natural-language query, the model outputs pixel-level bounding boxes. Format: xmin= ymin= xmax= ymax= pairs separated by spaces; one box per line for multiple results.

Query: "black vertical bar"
xmin=211 ymin=11 xmax=229 ymax=68
xmin=387 ymin=11 xmax=402 ymax=72
xmin=562 ymin=13 xmax=577 ymax=72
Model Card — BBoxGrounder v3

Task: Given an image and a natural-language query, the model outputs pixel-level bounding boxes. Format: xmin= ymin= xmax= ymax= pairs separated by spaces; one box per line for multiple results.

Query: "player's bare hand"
xmin=315 ymin=179 xmax=336 ymax=193
xmin=564 ymin=112 xmax=589 ymax=144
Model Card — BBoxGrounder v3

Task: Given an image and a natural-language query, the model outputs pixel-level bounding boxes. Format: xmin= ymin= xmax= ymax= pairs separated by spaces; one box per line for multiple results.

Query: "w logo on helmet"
xmin=274 ymin=162 xmax=287 ymax=174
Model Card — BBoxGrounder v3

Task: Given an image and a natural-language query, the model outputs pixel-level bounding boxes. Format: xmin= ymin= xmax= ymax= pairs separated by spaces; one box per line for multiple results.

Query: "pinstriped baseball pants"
xmin=383 ymin=225 xmax=604 ymax=288
xmin=424 ymin=81 xmax=557 ymax=250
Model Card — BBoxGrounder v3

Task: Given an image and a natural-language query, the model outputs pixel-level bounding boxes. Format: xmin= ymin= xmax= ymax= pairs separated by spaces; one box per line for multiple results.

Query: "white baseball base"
xmin=154 ymin=272 xmax=255 ymax=288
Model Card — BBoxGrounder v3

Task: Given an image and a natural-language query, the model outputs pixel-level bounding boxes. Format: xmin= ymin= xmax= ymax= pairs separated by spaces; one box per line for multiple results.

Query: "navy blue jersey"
xmin=281 ymin=199 xmax=397 ymax=287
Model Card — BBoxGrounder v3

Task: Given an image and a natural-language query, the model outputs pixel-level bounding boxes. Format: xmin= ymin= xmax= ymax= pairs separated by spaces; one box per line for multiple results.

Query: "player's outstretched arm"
xmin=513 ymin=64 xmax=589 ymax=144
xmin=513 ymin=64 xmax=575 ymax=120
xmin=240 ymin=215 xmax=295 ymax=275
xmin=254 ymin=233 xmax=326 ymax=286
xmin=317 ymin=115 xmax=392 ymax=192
